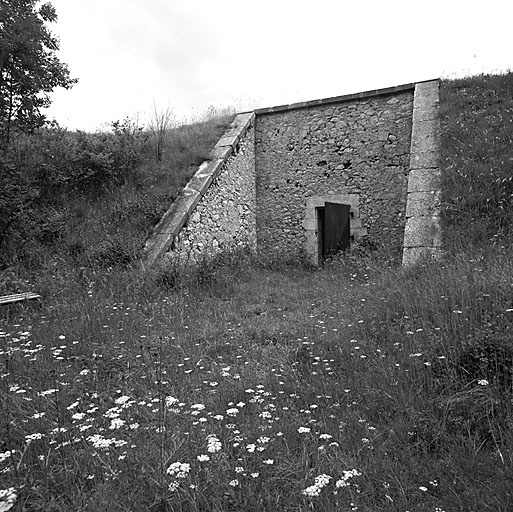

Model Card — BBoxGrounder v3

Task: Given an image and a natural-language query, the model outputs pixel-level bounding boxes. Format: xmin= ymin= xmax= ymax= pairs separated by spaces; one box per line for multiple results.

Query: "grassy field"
xmin=1 ymin=73 xmax=513 ymax=511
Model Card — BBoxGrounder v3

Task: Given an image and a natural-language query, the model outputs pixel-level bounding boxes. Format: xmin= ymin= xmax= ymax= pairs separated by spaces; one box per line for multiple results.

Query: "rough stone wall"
xmin=164 ymin=124 xmax=256 ymax=266
xmin=254 ymin=90 xmax=414 ymax=261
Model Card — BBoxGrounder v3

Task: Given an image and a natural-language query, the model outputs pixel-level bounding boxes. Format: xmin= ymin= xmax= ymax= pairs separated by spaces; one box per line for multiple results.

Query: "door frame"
xmin=303 ymin=194 xmax=367 ymax=266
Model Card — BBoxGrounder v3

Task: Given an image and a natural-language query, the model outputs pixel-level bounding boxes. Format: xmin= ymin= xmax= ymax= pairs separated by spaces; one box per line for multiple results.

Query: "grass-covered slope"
xmin=0 ymin=73 xmax=512 ymax=512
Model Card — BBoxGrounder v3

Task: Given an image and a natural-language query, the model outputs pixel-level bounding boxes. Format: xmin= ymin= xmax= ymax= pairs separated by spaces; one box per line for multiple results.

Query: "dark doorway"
xmin=317 ymin=202 xmax=350 ymax=261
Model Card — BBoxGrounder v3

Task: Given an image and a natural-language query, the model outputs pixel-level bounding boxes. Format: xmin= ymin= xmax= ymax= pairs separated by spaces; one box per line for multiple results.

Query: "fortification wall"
xmin=167 ymin=123 xmax=256 ymax=265
xmin=144 ymin=81 xmax=441 ymax=270
xmin=254 ymin=87 xmax=414 ymax=262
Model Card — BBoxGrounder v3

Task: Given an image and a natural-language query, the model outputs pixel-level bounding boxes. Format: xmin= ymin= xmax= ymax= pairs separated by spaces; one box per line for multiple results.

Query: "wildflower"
xmin=109 ymin=418 xmax=125 ymax=430
xmin=0 ymin=451 xmax=13 ymax=463
xmin=263 ymin=459 xmax=274 ymax=465
xmin=302 ymin=485 xmax=321 ymax=497
xmin=168 ymin=481 xmax=180 ymax=492
xmin=191 ymin=404 xmax=205 ymax=410
xmin=235 ymin=466 xmax=244 ymax=473
xmin=206 ymin=435 xmax=221 ymax=453
xmin=477 ymin=379 xmax=489 ymax=386
xmin=72 ymin=412 xmax=86 ymax=421
xmin=165 ymin=396 xmax=179 ymax=407
xmin=335 ymin=469 xmax=361 ymax=488
xmin=315 ymin=474 xmax=332 ymax=487
xmin=25 ymin=433 xmax=43 ymax=442
xmin=229 ymin=479 xmax=239 ymax=487
xmin=167 ymin=462 xmax=190 ymax=479
xmin=319 ymin=433 xmax=332 ymax=440
xmin=246 ymin=443 xmax=256 ymax=453
xmin=419 ymin=486 xmax=428 ymax=492
xmin=226 ymin=408 xmax=238 ymax=417
xmin=115 ymin=395 xmax=132 ymax=406
xmin=298 ymin=426 xmax=311 ymax=434
xmin=0 ymin=487 xmax=17 ymax=511
xmin=197 ymin=454 xmax=210 ymax=462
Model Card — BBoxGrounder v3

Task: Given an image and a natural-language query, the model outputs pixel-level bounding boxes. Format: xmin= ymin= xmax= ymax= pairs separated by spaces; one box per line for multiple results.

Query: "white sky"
xmin=45 ymin=0 xmax=512 ymax=131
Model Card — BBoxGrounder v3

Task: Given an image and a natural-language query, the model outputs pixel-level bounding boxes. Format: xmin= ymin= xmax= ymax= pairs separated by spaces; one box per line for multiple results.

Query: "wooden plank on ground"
xmin=0 ymin=292 xmax=42 ymax=306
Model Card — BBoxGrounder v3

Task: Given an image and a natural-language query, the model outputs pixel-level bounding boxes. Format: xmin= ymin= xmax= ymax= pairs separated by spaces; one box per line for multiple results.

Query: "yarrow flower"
xmin=335 ymin=469 xmax=361 ymax=488
xmin=0 ymin=487 xmax=17 ymax=511
xmin=298 ymin=426 xmax=311 ymax=434
xmin=197 ymin=454 xmax=210 ymax=462
xmin=302 ymin=474 xmax=332 ymax=497
xmin=206 ymin=434 xmax=221 ymax=453
xmin=167 ymin=462 xmax=190 ymax=479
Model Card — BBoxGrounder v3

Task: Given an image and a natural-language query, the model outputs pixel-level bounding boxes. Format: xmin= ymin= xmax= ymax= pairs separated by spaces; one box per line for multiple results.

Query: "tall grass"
xmin=1 ymin=73 xmax=513 ymax=511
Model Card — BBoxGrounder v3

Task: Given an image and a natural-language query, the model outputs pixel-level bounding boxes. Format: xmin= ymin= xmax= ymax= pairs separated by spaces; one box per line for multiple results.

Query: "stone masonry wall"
xmin=254 ymin=89 xmax=414 ymax=261
xmin=164 ymin=123 xmax=256 ymax=266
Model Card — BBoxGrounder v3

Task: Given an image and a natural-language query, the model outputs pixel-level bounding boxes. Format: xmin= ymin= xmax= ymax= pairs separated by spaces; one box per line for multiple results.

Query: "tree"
xmin=0 ymin=0 xmax=76 ymax=151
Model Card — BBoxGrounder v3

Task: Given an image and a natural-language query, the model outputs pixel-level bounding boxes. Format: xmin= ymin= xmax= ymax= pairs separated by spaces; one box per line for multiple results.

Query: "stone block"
xmin=216 ymin=134 xmax=240 ymax=148
xmin=402 ymin=246 xmax=444 ymax=266
xmin=407 ymin=169 xmax=442 ymax=192
xmin=188 ymin=159 xmax=224 ymax=194
xmin=210 ymin=145 xmax=233 ymax=160
xmin=413 ymin=81 xmax=439 ymax=109
xmin=410 ymin=150 xmax=439 ymax=169
xmin=411 ymin=129 xmax=439 ymax=155
xmin=413 ymin=107 xmax=438 ymax=123
xmin=403 ymin=216 xmax=442 ymax=248
xmin=405 ymin=191 xmax=442 ymax=218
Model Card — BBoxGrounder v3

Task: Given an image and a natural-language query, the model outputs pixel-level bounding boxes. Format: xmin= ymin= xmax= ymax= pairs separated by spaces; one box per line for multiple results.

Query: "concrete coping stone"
xmin=249 ymin=80 xmax=438 ymax=116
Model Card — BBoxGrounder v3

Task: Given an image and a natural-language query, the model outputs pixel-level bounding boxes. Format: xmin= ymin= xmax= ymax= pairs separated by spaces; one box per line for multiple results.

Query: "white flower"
xmin=314 ymin=474 xmax=332 ymax=487
xmin=229 ymin=479 xmax=239 ymax=487
xmin=263 ymin=459 xmax=274 ymax=465
xmin=197 ymin=454 xmax=210 ymax=462
xmin=0 ymin=487 xmax=17 ymax=511
xmin=25 ymin=433 xmax=43 ymax=442
xmin=206 ymin=435 xmax=221 ymax=453
xmin=298 ymin=427 xmax=311 ymax=434
xmin=0 ymin=451 xmax=14 ymax=463
xmin=302 ymin=485 xmax=321 ymax=497
xmin=109 ymin=418 xmax=125 ymax=430
xmin=226 ymin=408 xmax=238 ymax=417
xmin=167 ymin=462 xmax=190 ymax=479
xmin=165 ymin=396 xmax=179 ymax=407
xmin=477 ymin=379 xmax=489 ymax=386
xmin=246 ymin=443 xmax=256 ymax=453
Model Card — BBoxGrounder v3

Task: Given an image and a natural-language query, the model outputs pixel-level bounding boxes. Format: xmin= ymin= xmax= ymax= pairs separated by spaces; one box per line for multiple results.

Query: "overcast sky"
xmin=45 ymin=0 xmax=512 ymax=131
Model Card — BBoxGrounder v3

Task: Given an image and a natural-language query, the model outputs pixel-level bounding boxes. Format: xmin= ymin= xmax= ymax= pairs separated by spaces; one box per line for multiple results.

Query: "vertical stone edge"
xmin=141 ymin=112 xmax=256 ymax=270
xmin=402 ymin=80 xmax=442 ymax=267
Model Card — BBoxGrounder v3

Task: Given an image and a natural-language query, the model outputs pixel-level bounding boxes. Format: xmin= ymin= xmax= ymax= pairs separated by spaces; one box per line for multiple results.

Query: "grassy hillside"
xmin=1 ymin=73 xmax=512 ymax=512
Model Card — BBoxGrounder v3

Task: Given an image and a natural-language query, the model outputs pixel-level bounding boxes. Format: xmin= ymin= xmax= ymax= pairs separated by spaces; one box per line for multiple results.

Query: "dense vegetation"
xmin=1 ymin=72 xmax=512 ymax=512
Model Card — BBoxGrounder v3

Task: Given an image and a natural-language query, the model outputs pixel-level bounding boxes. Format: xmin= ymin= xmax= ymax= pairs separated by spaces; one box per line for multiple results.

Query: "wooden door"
xmin=323 ymin=202 xmax=350 ymax=257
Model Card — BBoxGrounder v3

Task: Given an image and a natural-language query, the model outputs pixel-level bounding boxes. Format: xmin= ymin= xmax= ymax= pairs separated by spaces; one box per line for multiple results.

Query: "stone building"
xmin=143 ymin=80 xmax=441 ymax=269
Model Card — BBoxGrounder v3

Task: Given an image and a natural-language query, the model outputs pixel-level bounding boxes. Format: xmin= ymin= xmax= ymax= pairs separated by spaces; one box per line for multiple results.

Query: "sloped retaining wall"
xmin=143 ymin=112 xmax=255 ymax=269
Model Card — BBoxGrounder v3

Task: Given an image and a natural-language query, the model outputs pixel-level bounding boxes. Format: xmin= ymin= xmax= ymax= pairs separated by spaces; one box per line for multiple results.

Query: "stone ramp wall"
xmin=142 ymin=112 xmax=255 ymax=269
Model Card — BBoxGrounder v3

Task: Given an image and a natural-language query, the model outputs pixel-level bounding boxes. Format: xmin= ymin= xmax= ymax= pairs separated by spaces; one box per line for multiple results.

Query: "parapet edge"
xmin=249 ymin=80 xmax=438 ymax=116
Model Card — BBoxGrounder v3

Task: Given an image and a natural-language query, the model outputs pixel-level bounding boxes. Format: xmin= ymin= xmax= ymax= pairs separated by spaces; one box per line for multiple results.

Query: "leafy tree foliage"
xmin=0 ymin=0 xmax=76 ymax=150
